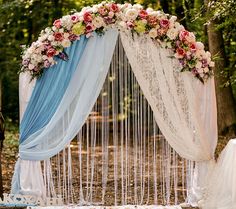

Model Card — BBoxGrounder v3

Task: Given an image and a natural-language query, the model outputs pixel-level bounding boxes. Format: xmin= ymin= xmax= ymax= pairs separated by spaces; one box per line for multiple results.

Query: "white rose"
xmin=146 ymin=8 xmax=154 ymax=14
xmin=170 ymin=16 xmax=177 ymax=23
xmin=205 ymin=51 xmax=211 ymax=58
xmin=167 ymin=28 xmax=178 ymax=40
xmin=203 ymin=67 xmax=209 ymax=73
xmin=42 ymin=55 xmax=48 ymax=60
xmin=196 ymin=61 xmax=202 ymax=69
xmin=92 ymin=5 xmax=99 ymax=13
xmin=64 ymin=33 xmax=70 ymax=39
xmin=48 ymin=35 xmax=55 ymax=41
xmin=61 ymin=15 xmax=73 ymax=30
xmin=195 ymin=49 xmax=205 ymax=58
xmin=119 ymin=21 xmax=127 ymax=29
xmin=209 ymin=61 xmax=215 ymax=67
xmin=28 ymin=63 xmax=35 ymax=70
xmin=197 ymin=68 xmax=204 ymax=74
xmin=149 ymin=28 xmax=158 ymax=38
xmin=61 ymin=39 xmax=71 ymax=48
xmin=59 ymin=28 xmax=64 ymax=33
xmin=174 ymin=22 xmax=184 ymax=31
xmin=196 ymin=42 xmax=204 ymax=50
xmin=186 ymin=32 xmax=196 ymax=43
xmin=133 ymin=4 xmax=143 ymax=10
xmin=125 ymin=8 xmax=138 ymax=21
xmin=92 ymin=16 xmax=105 ymax=28
xmin=52 ymin=26 xmax=57 ymax=31
xmin=38 ymin=35 xmax=47 ymax=42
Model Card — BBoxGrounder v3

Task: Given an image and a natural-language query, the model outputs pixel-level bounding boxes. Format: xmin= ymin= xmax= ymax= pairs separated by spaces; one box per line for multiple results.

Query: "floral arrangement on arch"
xmin=21 ymin=1 xmax=215 ymax=83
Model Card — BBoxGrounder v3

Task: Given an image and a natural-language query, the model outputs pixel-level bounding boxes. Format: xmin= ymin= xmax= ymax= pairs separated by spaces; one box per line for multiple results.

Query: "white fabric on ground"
xmin=27 ymin=205 xmax=182 ymax=209
xmin=200 ymin=139 xmax=236 ymax=209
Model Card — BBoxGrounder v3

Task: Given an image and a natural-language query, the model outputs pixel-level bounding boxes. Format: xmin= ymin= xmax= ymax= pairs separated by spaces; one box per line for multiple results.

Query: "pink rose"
xmin=176 ymin=47 xmax=186 ymax=58
xmin=54 ymin=32 xmax=64 ymax=41
xmin=110 ymin=3 xmax=119 ymax=12
xmin=160 ymin=19 xmax=170 ymax=28
xmin=179 ymin=30 xmax=190 ymax=41
xmin=158 ymin=28 xmax=166 ymax=36
xmin=71 ymin=15 xmax=79 ymax=23
xmin=147 ymin=15 xmax=158 ymax=27
xmin=68 ymin=34 xmax=78 ymax=41
xmin=46 ymin=48 xmax=56 ymax=57
xmin=85 ymin=23 xmax=94 ymax=33
xmin=83 ymin=12 xmax=93 ymax=23
xmin=127 ymin=21 xmax=135 ymax=28
xmin=139 ymin=10 xmax=148 ymax=19
xmin=98 ymin=7 xmax=108 ymax=16
xmin=53 ymin=19 xmax=61 ymax=29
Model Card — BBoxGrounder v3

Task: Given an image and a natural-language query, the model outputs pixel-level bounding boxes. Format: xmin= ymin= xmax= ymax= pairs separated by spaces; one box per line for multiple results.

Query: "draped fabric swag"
xmin=13 ymin=29 xmax=218 ymax=207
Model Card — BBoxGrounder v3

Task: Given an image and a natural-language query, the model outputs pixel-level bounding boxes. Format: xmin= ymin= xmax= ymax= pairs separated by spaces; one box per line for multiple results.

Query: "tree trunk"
xmin=207 ymin=20 xmax=236 ymax=136
xmin=0 ymin=78 xmax=4 ymax=198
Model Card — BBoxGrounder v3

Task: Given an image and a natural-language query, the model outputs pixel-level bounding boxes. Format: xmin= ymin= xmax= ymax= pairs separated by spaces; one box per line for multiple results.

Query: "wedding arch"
xmin=10 ymin=2 xmax=225 ymax=209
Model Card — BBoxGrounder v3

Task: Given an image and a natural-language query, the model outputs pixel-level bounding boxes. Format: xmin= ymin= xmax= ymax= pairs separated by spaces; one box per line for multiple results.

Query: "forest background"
xmin=0 ymin=0 xmax=235 ymax=197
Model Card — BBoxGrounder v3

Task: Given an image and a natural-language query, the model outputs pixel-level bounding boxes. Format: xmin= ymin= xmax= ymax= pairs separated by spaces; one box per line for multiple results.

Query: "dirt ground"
xmin=1 ymin=127 xmax=229 ymax=208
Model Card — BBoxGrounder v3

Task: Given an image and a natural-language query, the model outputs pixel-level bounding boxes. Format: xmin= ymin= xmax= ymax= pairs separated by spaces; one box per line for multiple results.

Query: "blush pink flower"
xmin=160 ymin=19 xmax=170 ymax=28
xmin=147 ymin=15 xmax=158 ymax=27
xmin=110 ymin=3 xmax=119 ymax=12
xmin=53 ymin=19 xmax=61 ymax=29
xmin=54 ymin=32 xmax=64 ymax=41
xmin=139 ymin=10 xmax=148 ymax=19
xmin=71 ymin=15 xmax=79 ymax=23
xmin=179 ymin=30 xmax=190 ymax=41
xmin=46 ymin=48 xmax=57 ymax=57
xmin=83 ymin=12 xmax=93 ymax=23
xmin=98 ymin=7 xmax=109 ymax=16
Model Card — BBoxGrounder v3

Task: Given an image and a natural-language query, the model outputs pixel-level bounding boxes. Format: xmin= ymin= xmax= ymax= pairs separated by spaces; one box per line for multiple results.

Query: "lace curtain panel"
xmin=120 ymin=31 xmax=217 ymax=205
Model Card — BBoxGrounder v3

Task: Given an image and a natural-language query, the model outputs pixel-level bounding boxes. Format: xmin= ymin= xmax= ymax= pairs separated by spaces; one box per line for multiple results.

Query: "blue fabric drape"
xmin=20 ymin=36 xmax=88 ymax=143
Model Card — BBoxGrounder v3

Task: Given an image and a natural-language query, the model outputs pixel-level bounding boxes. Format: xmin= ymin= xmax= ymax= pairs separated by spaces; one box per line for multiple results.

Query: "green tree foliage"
xmin=0 ymin=0 xmax=235 ymax=129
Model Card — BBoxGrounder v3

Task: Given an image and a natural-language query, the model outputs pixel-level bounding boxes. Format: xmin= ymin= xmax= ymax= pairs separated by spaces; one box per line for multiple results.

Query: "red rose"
xmin=139 ymin=10 xmax=148 ymax=19
xmin=110 ymin=3 xmax=119 ymax=12
xmin=160 ymin=19 xmax=170 ymax=28
xmin=85 ymin=24 xmax=94 ymax=33
xmin=83 ymin=12 xmax=93 ymax=23
xmin=54 ymin=32 xmax=64 ymax=41
xmin=46 ymin=48 xmax=56 ymax=57
xmin=53 ymin=19 xmax=61 ymax=29
xmin=179 ymin=30 xmax=190 ymax=41
xmin=190 ymin=43 xmax=196 ymax=52
xmin=176 ymin=47 xmax=186 ymax=57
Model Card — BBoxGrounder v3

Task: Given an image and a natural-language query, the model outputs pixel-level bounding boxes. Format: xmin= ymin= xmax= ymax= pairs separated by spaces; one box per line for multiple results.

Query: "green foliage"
xmin=0 ymin=0 xmax=236 ymax=123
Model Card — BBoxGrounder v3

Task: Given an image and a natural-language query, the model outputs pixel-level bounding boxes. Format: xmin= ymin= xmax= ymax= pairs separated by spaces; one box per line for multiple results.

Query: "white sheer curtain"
xmin=19 ymin=73 xmax=36 ymax=122
xmin=120 ymin=31 xmax=217 ymax=205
